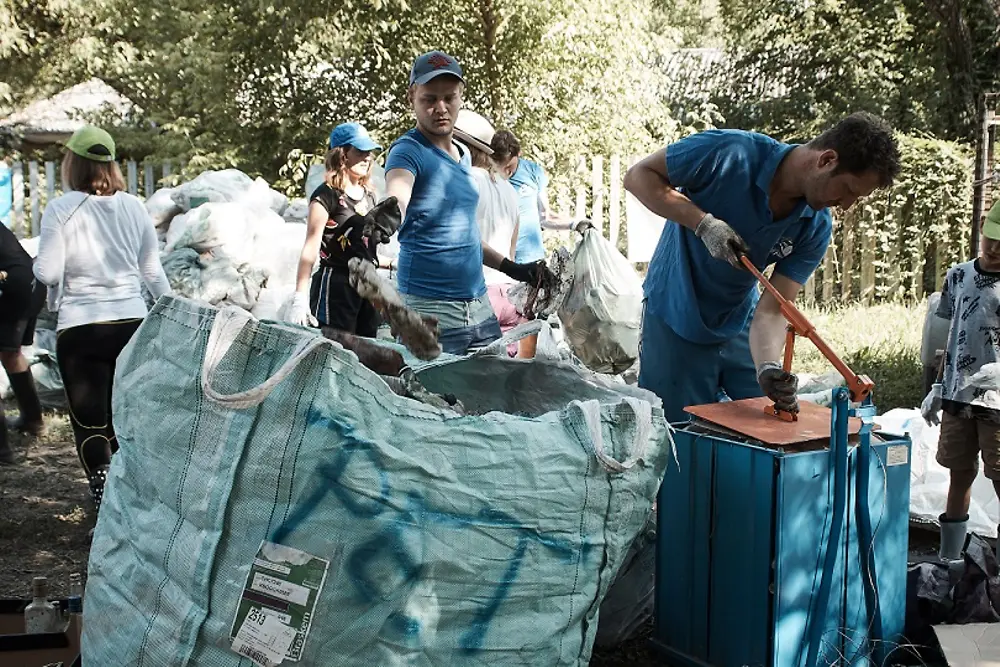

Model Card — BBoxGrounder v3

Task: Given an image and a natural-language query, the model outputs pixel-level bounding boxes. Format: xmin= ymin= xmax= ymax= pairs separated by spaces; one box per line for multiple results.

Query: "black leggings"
xmin=56 ymin=319 xmax=142 ymax=476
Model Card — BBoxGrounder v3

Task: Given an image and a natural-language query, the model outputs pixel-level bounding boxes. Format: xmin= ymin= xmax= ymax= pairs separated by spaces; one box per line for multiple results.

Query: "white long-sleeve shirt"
xmin=33 ymin=190 xmax=172 ymax=331
xmin=471 ymin=167 xmax=520 ymax=286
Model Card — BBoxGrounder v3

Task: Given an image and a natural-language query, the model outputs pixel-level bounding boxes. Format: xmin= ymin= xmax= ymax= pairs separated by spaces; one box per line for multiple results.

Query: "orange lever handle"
xmin=739 ymin=256 xmax=874 ymax=404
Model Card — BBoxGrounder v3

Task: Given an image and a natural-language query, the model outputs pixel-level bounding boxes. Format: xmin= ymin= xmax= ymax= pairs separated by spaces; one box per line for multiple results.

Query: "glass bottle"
xmin=24 ymin=576 xmax=59 ymax=634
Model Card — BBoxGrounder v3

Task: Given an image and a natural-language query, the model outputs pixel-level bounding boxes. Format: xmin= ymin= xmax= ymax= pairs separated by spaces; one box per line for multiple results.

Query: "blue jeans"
xmin=437 ymin=316 xmax=503 ymax=355
xmin=638 ymin=306 xmax=762 ymax=423
xmin=401 ymin=292 xmax=502 ymax=356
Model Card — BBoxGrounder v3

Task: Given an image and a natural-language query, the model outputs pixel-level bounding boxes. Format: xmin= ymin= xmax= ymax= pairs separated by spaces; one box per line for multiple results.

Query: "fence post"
xmin=860 ymin=225 xmax=877 ymax=305
xmin=574 ymin=155 xmax=587 ymax=222
xmin=163 ymin=161 xmax=172 ymax=181
xmin=910 ymin=230 xmax=925 ymax=302
xmin=145 ymin=162 xmax=155 ymax=198
xmin=11 ymin=162 xmax=23 ymax=237
xmin=609 ymin=154 xmax=621 ymax=249
xmin=822 ymin=245 xmax=836 ymax=303
xmin=45 ymin=161 xmax=56 ymax=202
xmin=127 ymin=160 xmax=138 ymax=195
xmin=29 ymin=161 xmax=40 ymax=236
xmin=839 ymin=211 xmax=854 ymax=302
xmin=803 ymin=273 xmax=816 ymax=304
xmin=591 ymin=155 xmax=604 ymax=237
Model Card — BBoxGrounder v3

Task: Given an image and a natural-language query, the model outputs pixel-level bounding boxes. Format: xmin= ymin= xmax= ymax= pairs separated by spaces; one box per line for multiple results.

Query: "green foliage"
xmin=795 ymin=301 xmax=926 ymax=412
xmin=812 ymin=133 xmax=973 ymax=303
xmin=845 ymin=344 xmax=924 ymax=413
xmin=1 ymin=0 xmax=685 ymax=184
xmin=714 ymin=0 xmax=1000 ymax=142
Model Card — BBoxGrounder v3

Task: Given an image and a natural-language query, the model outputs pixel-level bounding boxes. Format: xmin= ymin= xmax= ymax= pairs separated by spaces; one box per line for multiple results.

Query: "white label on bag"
xmin=251 ymin=573 xmax=311 ymax=606
xmin=232 ymin=609 xmax=296 ymax=667
xmin=887 ymin=445 xmax=908 ymax=467
xmin=231 ymin=541 xmax=334 ymax=662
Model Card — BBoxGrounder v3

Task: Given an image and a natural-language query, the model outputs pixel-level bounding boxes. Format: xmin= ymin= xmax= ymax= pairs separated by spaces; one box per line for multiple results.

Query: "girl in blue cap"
xmin=286 ymin=122 xmax=398 ymax=335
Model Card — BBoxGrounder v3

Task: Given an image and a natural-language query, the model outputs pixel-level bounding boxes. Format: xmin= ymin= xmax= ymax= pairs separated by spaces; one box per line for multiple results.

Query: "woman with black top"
xmin=286 ymin=122 xmax=397 ymax=336
xmin=0 ymin=224 xmax=45 ymax=464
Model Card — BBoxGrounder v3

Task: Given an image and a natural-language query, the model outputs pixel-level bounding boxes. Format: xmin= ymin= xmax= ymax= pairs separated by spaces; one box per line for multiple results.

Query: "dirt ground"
xmin=0 ymin=413 xmax=95 ymax=600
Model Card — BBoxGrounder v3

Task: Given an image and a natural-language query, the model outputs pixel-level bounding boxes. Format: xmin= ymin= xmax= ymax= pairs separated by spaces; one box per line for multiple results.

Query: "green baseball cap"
xmin=986 ymin=201 xmax=1000 ymax=241
xmin=65 ymin=125 xmax=116 ymax=162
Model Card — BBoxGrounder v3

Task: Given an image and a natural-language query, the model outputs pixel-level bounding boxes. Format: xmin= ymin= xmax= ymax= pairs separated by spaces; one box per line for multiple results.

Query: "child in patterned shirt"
xmin=922 ymin=201 xmax=1000 ymax=560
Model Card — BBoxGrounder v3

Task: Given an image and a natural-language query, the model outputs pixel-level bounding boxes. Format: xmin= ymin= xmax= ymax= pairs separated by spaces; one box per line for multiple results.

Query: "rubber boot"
xmin=0 ymin=409 xmax=13 ymax=465
xmin=8 ymin=370 xmax=43 ymax=435
xmin=939 ymin=513 xmax=969 ymax=561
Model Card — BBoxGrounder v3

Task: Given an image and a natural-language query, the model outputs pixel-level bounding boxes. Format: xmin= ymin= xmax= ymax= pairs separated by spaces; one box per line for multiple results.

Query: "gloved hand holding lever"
xmin=757 ymin=361 xmax=799 ymax=413
xmin=695 ymin=213 xmax=749 ymax=269
xmin=500 ymin=258 xmax=554 ymax=287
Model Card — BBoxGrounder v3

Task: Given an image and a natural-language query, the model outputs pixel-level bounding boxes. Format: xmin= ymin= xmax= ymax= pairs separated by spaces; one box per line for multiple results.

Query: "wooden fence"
xmin=6 ymin=159 xmax=180 ymax=239
xmin=6 ymin=155 xmax=969 ymax=306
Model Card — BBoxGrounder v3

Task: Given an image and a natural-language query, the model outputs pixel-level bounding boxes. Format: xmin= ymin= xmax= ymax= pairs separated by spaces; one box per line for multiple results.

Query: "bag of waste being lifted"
xmin=83 ymin=296 xmax=673 ymax=667
xmin=558 ymin=222 xmax=644 ymax=375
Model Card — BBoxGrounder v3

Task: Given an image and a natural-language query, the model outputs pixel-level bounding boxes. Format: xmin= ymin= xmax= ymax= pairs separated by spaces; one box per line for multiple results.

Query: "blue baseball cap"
xmin=328 ymin=122 xmax=381 ymax=152
xmin=409 ymin=51 xmax=465 ymax=87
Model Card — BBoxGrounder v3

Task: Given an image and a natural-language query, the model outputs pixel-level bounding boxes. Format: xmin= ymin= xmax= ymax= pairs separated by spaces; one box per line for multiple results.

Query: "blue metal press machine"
xmin=653 ymin=259 xmax=912 ymax=667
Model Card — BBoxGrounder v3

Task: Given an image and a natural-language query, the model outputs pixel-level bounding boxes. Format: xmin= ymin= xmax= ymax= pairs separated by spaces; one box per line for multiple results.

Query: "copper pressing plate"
xmin=684 ymin=397 xmax=864 ymax=448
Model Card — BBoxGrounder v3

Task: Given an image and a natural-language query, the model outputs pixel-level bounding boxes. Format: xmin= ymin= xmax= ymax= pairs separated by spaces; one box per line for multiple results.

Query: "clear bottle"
xmin=66 ymin=573 xmax=84 ymax=644
xmin=24 ymin=576 xmax=59 ymax=634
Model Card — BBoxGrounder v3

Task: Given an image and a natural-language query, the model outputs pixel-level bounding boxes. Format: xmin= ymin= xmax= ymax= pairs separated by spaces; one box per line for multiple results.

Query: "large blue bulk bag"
xmin=83 ymin=296 xmax=671 ymax=666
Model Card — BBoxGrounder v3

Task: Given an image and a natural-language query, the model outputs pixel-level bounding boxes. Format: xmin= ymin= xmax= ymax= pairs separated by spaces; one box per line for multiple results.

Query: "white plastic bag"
xmin=145 ymin=187 xmax=182 ymax=231
xmin=171 ymin=169 xmax=255 ymax=211
xmin=165 ymin=203 xmax=284 ymax=266
xmin=876 ymin=408 xmax=999 ymax=537
xmin=558 ymin=226 xmax=644 ymax=374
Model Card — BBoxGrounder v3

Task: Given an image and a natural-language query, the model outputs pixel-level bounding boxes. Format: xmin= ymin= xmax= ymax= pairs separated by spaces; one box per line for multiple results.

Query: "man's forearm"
xmin=482 ymin=242 xmax=505 ymax=270
xmin=623 ymin=164 xmax=706 ymax=231
xmin=749 ymin=306 xmax=788 ymax=369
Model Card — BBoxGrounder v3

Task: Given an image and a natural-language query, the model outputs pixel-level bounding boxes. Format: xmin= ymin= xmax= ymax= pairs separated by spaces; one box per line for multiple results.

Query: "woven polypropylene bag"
xmin=82 ymin=296 xmax=671 ymax=666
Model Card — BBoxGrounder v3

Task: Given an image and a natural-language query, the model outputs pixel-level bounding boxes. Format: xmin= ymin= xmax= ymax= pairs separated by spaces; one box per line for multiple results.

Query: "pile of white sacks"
xmin=148 ymin=169 xmax=310 ymax=319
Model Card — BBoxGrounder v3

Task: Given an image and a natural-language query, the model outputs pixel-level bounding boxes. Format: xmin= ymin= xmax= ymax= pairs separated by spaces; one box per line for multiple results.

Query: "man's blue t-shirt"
xmin=509 ymin=158 xmax=548 ymax=263
xmin=643 ymin=130 xmax=833 ymax=345
xmin=385 ymin=128 xmax=486 ymax=301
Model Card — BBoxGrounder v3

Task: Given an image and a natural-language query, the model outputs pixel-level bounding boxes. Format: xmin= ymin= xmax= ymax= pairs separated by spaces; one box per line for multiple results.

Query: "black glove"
xmin=756 ymin=362 xmax=799 ymax=413
xmin=499 ymin=258 xmax=552 ymax=286
xmin=362 ymin=196 xmax=401 ymax=245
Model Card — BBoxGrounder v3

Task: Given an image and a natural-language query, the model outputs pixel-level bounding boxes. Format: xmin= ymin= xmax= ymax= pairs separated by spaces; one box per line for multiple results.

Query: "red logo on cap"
xmin=428 ymin=54 xmax=452 ymax=69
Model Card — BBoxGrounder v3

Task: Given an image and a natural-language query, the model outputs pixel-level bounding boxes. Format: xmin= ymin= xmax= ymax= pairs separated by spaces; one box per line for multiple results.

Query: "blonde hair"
xmin=323 ymin=146 xmax=373 ymax=192
xmin=463 ymin=142 xmax=502 ymax=182
xmin=61 ymin=152 xmax=125 ymax=196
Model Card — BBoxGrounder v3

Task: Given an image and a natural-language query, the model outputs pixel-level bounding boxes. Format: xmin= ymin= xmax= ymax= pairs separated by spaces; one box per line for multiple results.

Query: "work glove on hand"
xmin=499 ymin=258 xmax=554 ymax=287
xmin=757 ymin=361 xmax=799 ymax=413
xmin=695 ymin=213 xmax=750 ymax=269
xmin=283 ymin=291 xmax=317 ymax=328
xmin=921 ymin=383 xmax=943 ymax=426
xmin=362 ymin=196 xmax=401 ymax=245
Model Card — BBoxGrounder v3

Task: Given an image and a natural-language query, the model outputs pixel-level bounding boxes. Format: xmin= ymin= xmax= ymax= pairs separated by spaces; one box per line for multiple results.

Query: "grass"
xmin=795 ymin=301 xmax=927 ymax=413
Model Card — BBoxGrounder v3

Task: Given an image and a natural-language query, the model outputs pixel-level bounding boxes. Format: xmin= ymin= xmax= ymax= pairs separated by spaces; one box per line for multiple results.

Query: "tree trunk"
xmin=477 ymin=0 xmax=501 ymax=121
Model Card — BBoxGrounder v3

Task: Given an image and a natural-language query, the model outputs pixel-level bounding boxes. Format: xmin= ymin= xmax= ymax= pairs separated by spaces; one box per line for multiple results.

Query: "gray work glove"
xmin=920 ymin=383 xmax=942 ymax=426
xmin=757 ymin=361 xmax=799 ymax=413
xmin=695 ymin=213 xmax=749 ymax=269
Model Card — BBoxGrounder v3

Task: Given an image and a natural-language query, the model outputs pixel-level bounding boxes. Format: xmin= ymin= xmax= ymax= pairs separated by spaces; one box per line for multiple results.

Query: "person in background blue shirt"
xmin=384 ymin=51 xmax=552 ymax=355
xmin=625 ymin=112 xmax=900 ymax=422
xmin=490 ymin=130 xmax=572 ymax=264
xmin=489 ymin=130 xmax=572 ymax=358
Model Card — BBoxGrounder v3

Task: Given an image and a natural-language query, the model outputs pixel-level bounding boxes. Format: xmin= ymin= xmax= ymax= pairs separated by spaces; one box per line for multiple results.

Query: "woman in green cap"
xmin=33 ymin=125 xmax=172 ymax=509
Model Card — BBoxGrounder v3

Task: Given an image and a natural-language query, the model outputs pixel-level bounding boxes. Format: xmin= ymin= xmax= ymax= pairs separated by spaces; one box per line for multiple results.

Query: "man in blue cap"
xmin=625 ymin=112 xmax=900 ymax=423
xmin=384 ymin=51 xmax=551 ymax=355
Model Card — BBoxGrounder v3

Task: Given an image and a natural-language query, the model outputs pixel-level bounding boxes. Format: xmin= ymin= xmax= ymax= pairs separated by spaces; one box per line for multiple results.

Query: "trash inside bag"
xmin=558 ymin=225 xmax=643 ymax=374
